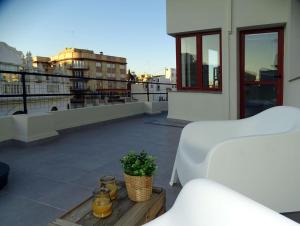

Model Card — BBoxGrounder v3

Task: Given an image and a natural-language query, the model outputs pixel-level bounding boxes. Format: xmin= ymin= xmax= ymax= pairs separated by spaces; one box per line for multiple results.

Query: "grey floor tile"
xmin=0 ymin=192 xmax=63 ymax=226
xmin=37 ymin=183 xmax=92 ymax=210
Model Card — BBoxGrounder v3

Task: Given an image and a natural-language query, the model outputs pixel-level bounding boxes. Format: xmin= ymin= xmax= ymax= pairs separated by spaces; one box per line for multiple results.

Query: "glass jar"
xmin=92 ymin=187 xmax=112 ymax=218
xmin=100 ymin=176 xmax=118 ymax=200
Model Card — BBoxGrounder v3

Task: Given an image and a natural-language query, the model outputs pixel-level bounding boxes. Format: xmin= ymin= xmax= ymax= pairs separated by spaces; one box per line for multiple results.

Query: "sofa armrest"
xmin=144 ymin=179 xmax=298 ymax=226
xmin=180 ymin=120 xmax=245 ymax=149
xmin=206 ymin=131 xmax=300 ymax=212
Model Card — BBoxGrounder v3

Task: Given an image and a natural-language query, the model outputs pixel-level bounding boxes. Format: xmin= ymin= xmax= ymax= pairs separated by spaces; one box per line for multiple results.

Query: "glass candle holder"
xmin=100 ymin=176 xmax=118 ymax=200
xmin=92 ymin=187 xmax=112 ymax=218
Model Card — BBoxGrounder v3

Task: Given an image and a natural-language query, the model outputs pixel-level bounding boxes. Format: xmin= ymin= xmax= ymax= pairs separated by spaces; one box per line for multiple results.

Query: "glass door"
xmin=240 ymin=28 xmax=284 ymax=118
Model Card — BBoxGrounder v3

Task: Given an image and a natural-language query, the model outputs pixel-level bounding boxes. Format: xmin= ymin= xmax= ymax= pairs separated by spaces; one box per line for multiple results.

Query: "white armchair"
xmin=170 ymin=106 xmax=300 ymax=212
xmin=143 ymin=179 xmax=299 ymax=226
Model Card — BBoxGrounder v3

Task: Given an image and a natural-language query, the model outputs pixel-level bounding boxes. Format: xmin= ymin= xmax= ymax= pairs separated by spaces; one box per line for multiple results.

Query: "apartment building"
xmin=166 ymin=0 xmax=300 ymax=121
xmin=37 ymin=48 xmax=127 ymax=106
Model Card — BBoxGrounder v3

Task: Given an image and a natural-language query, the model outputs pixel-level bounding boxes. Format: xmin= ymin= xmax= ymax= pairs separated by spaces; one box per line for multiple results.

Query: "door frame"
xmin=239 ymin=27 xmax=284 ymax=118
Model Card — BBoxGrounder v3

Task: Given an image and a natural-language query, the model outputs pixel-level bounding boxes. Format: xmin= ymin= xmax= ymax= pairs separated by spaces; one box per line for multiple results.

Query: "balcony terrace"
xmin=1 ymin=71 xmax=300 ymax=225
xmin=0 ymin=113 xmax=184 ymax=226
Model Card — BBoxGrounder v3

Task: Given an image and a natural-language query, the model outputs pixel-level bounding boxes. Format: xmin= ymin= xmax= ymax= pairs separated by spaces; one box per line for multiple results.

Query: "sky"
xmin=0 ymin=0 xmax=175 ymax=75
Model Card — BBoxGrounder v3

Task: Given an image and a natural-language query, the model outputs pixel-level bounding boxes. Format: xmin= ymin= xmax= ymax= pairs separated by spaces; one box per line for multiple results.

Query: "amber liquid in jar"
xmin=92 ymin=187 xmax=112 ymax=218
xmin=92 ymin=197 xmax=112 ymax=218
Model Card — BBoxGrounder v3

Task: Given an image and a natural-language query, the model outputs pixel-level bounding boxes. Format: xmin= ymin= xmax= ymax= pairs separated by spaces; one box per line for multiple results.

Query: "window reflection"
xmin=202 ymin=34 xmax=220 ymax=89
xmin=244 ymin=84 xmax=276 ymax=117
xmin=245 ymin=32 xmax=278 ymax=81
xmin=181 ymin=36 xmax=197 ymax=88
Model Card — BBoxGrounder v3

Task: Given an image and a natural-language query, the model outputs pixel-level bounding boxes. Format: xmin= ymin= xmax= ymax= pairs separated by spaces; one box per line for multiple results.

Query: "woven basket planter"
xmin=123 ymin=173 xmax=153 ymax=202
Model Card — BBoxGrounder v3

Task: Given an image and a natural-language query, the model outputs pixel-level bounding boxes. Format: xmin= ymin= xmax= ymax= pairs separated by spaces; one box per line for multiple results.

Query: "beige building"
xmin=34 ymin=48 xmax=127 ymax=106
xmin=51 ymin=48 xmax=127 ymax=90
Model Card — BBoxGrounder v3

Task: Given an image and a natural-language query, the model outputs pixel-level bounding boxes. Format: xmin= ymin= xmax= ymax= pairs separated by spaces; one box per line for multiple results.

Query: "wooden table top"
xmin=48 ymin=181 xmax=166 ymax=226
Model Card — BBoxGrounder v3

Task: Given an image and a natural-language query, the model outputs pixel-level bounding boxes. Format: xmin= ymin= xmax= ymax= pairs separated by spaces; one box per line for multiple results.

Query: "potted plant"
xmin=120 ymin=150 xmax=157 ymax=202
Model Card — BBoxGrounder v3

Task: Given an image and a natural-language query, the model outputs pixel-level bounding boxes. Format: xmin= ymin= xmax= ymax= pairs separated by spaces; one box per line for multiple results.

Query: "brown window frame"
xmin=176 ymin=30 xmax=222 ymax=92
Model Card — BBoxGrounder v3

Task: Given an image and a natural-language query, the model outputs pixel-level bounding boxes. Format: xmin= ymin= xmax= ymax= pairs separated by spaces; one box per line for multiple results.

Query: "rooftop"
xmin=50 ymin=48 xmax=127 ymax=63
xmin=0 ymin=113 xmax=183 ymax=226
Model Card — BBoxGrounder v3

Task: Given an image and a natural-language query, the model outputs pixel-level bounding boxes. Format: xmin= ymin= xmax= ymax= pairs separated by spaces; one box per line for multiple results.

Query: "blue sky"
xmin=0 ymin=0 xmax=175 ymax=74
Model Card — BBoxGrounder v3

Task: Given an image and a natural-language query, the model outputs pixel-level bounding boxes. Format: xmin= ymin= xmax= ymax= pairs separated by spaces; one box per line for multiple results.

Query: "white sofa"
xmin=143 ymin=179 xmax=299 ymax=226
xmin=170 ymin=106 xmax=300 ymax=212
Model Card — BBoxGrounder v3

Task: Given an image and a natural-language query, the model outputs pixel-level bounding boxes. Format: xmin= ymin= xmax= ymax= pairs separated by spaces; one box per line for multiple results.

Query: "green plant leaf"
xmin=120 ymin=150 xmax=157 ymax=176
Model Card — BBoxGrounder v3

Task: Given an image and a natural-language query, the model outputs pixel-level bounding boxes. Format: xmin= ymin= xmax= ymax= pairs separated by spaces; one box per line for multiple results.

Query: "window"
xmin=120 ymin=64 xmax=126 ymax=74
xmin=96 ymin=62 xmax=101 ymax=67
xmin=72 ymin=60 xmax=85 ymax=68
xmin=180 ymin=36 xmax=197 ymax=88
xmin=176 ymin=31 xmax=222 ymax=91
xmin=73 ymin=70 xmax=84 ymax=77
xmin=96 ymin=72 xmax=102 ymax=77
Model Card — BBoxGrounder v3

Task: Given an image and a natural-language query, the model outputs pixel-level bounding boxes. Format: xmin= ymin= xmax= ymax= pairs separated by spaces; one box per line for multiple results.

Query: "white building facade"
xmin=165 ymin=68 xmax=176 ymax=85
xmin=0 ymin=42 xmax=70 ymax=116
xmin=149 ymin=74 xmax=176 ymax=102
xmin=131 ymin=69 xmax=176 ymax=102
xmin=166 ymin=0 xmax=300 ymax=121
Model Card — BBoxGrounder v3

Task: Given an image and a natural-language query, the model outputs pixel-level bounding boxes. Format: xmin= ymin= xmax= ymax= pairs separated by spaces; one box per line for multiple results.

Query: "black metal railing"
xmin=0 ymin=70 xmax=176 ymax=115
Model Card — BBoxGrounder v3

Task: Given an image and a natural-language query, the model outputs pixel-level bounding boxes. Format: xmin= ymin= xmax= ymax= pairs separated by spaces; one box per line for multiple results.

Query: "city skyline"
xmin=0 ymin=0 xmax=175 ymax=75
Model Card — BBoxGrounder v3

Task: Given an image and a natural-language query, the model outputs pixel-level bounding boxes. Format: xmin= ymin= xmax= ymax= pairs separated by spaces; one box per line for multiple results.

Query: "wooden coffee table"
xmin=48 ymin=181 xmax=166 ymax=226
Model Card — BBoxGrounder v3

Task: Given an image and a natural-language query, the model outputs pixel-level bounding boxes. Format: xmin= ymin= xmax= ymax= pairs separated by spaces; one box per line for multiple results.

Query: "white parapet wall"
xmin=0 ymin=102 xmax=167 ymax=143
xmin=52 ymin=102 xmax=146 ymax=130
xmin=144 ymin=101 xmax=168 ymax=114
xmin=13 ymin=113 xmax=58 ymax=142
xmin=0 ymin=116 xmax=14 ymax=143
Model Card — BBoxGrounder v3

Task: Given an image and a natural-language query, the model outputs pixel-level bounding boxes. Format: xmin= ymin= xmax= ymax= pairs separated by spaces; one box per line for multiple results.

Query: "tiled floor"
xmin=0 ymin=113 xmax=183 ymax=226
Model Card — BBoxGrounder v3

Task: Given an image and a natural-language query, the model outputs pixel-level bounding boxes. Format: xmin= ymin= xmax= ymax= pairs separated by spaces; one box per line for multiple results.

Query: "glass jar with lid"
xmin=100 ymin=175 xmax=118 ymax=200
xmin=92 ymin=187 xmax=112 ymax=218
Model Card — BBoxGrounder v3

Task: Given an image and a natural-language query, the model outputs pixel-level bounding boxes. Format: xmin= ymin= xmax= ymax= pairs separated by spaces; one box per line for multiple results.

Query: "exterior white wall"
xmin=167 ymin=0 xmax=289 ymax=35
xmin=167 ymin=0 xmax=227 ymax=35
xmin=284 ymin=0 xmax=300 ymax=107
xmin=166 ymin=0 xmax=296 ymax=121
xmin=168 ymin=91 xmax=228 ymax=121
xmin=233 ymin=0 xmax=289 ymax=28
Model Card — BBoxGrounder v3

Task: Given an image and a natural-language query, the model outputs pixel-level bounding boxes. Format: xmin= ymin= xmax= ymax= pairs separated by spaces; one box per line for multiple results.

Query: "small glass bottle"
xmin=100 ymin=176 xmax=118 ymax=200
xmin=92 ymin=187 xmax=112 ymax=218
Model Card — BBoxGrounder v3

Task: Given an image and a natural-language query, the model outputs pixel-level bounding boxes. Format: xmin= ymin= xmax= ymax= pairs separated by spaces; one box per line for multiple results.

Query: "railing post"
xmin=146 ymin=82 xmax=150 ymax=102
xmin=21 ymin=72 xmax=28 ymax=114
